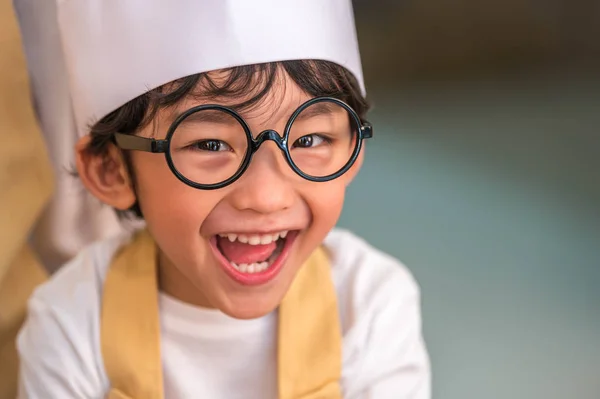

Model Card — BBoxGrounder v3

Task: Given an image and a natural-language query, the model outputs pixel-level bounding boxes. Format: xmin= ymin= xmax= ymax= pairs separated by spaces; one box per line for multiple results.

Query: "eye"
xmin=292 ymin=134 xmax=326 ymax=149
xmin=188 ymin=140 xmax=232 ymax=152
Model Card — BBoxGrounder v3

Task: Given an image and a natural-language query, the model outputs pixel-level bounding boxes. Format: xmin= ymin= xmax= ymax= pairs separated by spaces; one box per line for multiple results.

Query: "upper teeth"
xmin=218 ymin=231 xmax=288 ymax=245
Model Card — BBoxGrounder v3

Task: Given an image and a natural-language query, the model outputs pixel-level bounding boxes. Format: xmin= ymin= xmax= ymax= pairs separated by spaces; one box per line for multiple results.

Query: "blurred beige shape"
xmin=0 ymin=0 xmax=52 ymax=397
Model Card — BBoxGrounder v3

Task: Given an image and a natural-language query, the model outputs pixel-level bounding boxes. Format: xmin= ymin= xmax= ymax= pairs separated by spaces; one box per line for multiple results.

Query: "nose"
xmin=227 ymin=140 xmax=295 ymax=214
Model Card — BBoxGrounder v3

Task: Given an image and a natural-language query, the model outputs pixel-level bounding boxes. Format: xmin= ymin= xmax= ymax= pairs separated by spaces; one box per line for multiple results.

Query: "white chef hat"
xmin=56 ymin=0 xmax=366 ymax=136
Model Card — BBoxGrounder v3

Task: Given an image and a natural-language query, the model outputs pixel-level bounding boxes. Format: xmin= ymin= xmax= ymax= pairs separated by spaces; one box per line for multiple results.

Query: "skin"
xmin=76 ymin=69 xmax=364 ymax=319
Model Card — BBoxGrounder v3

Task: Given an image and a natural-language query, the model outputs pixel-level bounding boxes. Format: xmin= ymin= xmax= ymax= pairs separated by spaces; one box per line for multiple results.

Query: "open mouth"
xmin=209 ymin=230 xmax=298 ymax=286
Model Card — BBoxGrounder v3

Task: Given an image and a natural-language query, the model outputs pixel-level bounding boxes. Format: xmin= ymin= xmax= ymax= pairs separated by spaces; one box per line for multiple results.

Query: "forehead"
xmin=165 ymin=68 xmax=313 ymax=127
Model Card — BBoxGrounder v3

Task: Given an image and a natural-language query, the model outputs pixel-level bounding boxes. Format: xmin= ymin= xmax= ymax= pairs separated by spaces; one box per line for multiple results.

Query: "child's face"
xmin=80 ymin=70 xmax=363 ymax=319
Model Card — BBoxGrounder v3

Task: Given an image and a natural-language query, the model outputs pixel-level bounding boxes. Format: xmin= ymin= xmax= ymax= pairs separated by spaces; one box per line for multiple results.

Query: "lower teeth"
xmin=230 ymin=238 xmax=284 ymax=274
xmin=232 ymin=261 xmax=269 ymax=274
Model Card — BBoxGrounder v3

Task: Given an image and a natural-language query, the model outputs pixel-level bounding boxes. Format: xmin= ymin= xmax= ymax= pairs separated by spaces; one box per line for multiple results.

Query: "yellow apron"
xmin=101 ymin=230 xmax=343 ymax=399
xmin=0 ymin=1 xmax=53 ymax=398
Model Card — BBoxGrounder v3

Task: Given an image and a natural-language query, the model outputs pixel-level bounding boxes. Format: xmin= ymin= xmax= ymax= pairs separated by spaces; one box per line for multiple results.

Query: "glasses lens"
xmin=169 ymin=108 xmax=249 ymax=185
xmin=287 ymin=100 xmax=358 ymax=178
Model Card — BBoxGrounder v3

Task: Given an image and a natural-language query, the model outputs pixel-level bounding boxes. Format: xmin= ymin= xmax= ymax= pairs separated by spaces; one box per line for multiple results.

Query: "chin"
xmin=217 ymin=295 xmax=281 ymax=320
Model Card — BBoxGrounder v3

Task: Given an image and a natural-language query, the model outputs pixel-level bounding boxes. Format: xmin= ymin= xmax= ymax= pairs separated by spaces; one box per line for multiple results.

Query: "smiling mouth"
xmin=210 ymin=230 xmax=298 ymax=285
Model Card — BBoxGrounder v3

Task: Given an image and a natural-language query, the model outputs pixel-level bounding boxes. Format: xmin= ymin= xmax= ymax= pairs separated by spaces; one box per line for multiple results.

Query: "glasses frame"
xmin=114 ymin=96 xmax=373 ymax=190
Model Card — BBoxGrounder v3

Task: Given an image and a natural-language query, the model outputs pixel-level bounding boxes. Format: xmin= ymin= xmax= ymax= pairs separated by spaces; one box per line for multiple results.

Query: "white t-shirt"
xmin=17 ymin=228 xmax=431 ymax=399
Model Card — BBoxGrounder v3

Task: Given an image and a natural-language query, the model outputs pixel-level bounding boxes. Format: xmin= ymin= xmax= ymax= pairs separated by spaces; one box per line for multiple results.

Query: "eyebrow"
xmin=176 ymin=109 xmax=239 ymax=126
xmin=293 ymin=102 xmax=341 ymax=122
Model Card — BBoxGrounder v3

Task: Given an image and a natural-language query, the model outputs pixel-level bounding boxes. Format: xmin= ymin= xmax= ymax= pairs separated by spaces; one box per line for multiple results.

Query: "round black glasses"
xmin=114 ymin=97 xmax=373 ymax=190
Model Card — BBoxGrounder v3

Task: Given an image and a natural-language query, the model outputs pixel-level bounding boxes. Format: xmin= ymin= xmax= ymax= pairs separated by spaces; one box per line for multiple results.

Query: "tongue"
xmin=217 ymin=237 xmax=277 ymax=264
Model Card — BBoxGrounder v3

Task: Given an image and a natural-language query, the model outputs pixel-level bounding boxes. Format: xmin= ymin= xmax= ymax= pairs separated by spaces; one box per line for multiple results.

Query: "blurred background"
xmin=338 ymin=1 xmax=600 ymax=398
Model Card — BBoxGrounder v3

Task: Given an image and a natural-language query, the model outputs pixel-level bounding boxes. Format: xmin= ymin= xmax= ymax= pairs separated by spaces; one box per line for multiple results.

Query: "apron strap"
xmin=278 ymin=246 xmax=342 ymax=399
xmin=101 ymin=230 xmax=163 ymax=399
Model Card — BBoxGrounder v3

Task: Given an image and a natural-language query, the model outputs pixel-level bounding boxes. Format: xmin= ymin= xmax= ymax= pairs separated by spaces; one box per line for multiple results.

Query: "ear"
xmin=343 ymin=146 xmax=365 ymax=187
xmin=75 ymin=135 xmax=137 ymax=210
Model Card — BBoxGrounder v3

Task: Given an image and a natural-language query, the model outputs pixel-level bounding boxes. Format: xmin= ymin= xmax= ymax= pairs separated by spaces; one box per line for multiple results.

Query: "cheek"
xmin=306 ymin=181 xmax=346 ymax=226
xmin=298 ymin=181 xmax=346 ymax=255
xmin=130 ymin=154 xmax=217 ymax=251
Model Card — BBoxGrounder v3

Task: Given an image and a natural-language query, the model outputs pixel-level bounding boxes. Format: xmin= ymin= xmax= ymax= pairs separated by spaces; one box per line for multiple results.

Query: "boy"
xmin=17 ymin=0 xmax=431 ymax=398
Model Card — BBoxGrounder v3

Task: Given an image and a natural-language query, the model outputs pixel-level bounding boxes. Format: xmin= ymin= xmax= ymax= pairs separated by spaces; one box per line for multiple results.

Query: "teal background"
xmin=337 ymin=70 xmax=600 ymax=399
